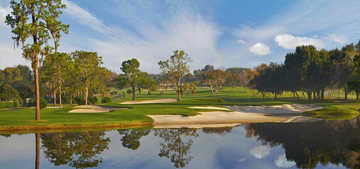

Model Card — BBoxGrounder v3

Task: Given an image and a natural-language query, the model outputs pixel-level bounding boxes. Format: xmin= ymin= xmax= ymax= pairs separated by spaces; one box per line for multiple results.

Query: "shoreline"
xmin=0 ymin=122 xmax=152 ymax=134
xmin=1 ymin=103 xmax=359 ymax=133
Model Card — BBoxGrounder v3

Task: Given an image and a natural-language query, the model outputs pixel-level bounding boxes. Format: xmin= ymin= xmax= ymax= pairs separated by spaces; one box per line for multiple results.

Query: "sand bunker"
xmin=149 ymin=104 xmax=323 ymax=127
xmin=226 ymin=104 xmax=322 ymax=115
xmin=120 ymin=99 xmax=177 ymax=105
xmin=188 ymin=106 xmax=231 ymax=111
xmin=69 ymin=105 xmax=111 ymax=113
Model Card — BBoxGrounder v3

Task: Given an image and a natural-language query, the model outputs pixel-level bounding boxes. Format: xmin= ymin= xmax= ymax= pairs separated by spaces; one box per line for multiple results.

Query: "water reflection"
xmin=40 ymin=131 xmax=110 ymax=169
xmin=155 ymin=128 xmax=198 ymax=168
xmin=118 ymin=129 xmax=151 ymax=150
xmin=245 ymin=117 xmax=360 ymax=169
xmin=1 ymin=117 xmax=360 ymax=169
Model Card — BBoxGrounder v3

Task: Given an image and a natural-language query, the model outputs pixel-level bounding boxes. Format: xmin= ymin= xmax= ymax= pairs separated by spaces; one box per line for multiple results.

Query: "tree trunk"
xmin=132 ymin=85 xmax=136 ymax=101
xmin=34 ymin=66 xmax=40 ymax=121
xmin=70 ymin=95 xmax=73 ymax=105
xmin=59 ymin=86 xmax=62 ymax=106
xmin=35 ymin=133 xmax=40 ymax=169
xmin=356 ymin=91 xmax=359 ymax=100
xmin=344 ymin=87 xmax=348 ymax=100
xmin=307 ymin=91 xmax=312 ymax=102
xmin=321 ymin=89 xmax=325 ymax=100
xmin=53 ymin=90 xmax=57 ymax=106
xmin=85 ymin=86 xmax=89 ymax=105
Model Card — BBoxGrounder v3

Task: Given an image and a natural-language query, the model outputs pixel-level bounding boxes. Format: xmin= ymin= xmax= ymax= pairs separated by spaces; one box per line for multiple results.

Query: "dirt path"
xmin=120 ymin=99 xmax=177 ymax=104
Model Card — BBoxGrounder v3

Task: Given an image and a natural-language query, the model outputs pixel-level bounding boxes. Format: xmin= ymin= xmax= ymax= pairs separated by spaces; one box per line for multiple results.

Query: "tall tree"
xmin=120 ymin=58 xmax=141 ymax=101
xmin=72 ymin=51 xmax=104 ymax=105
xmin=6 ymin=0 xmax=68 ymax=120
xmin=159 ymin=50 xmax=191 ymax=102
xmin=41 ymin=52 xmax=71 ymax=106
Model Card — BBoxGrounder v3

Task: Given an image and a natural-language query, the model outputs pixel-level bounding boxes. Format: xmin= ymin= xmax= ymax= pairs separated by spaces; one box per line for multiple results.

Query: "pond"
xmin=1 ymin=117 xmax=360 ymax=169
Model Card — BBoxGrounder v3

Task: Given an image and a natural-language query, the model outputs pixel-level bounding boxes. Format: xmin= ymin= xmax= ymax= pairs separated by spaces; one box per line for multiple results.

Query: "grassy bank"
xmin=0 ymin=87 xmax=359 ymax=132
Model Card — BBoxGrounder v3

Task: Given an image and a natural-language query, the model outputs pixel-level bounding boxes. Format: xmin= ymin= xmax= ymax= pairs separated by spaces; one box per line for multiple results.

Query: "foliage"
xmin=0 ymin=84 xmax=21 ymax=103
xmin=119 ymin=58 xmax=141 ymax=101
xmin=40 ymin=97 xmax=48 ymax=109
xmin=101 ymin=97 xmax=112 ymax=103
xmin=250 ymin=43 xmax=360 ymax=101
xmin=159 ymin=50 xmax=191 ymax=102
xmin=72 ymin=51 xmax=105 ymax=105
xmin=88 ymin=96 xmax=98 ymax=105
xmin=6 ymin=0 xmax=68 ymax=120
xmin=41 ymin=131 xmax=110 ymax=168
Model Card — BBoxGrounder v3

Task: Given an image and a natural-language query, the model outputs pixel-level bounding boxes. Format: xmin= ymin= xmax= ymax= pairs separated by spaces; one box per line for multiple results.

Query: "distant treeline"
xmin=249 ymin=42 xmax=360 ymax=101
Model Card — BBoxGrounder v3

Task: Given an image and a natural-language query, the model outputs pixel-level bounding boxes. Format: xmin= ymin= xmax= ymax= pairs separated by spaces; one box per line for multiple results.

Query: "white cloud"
xmin=234 ymin=25 xmax=284 ymax=42
xmin=249 ymin=145 xmax=271 ymax=159
xmin=63 ymin=0 xmax=111 ymax=34
xmin=275 ymin=154 xmax=296 ymax=168
xmin=328 ymin=34 xmax=348 ymax=44
xmin=0 ymin=43 xmax=28 ymax=69
xmin=237 ymin=39 xmax=246 ymax=45
xmin=0 ymin=6 xmax=10 ymax=28
xmin=274 ymin=34 xmax=325 ymax=50
xmin=91 ymin=14 xmax=223 ymax=73
xmin=249 ymin=43 xmax=271 ymax=56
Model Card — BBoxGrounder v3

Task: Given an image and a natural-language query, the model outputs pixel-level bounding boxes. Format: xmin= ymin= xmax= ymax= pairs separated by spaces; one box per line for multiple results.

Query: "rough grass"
xmin=0 ymin=87 xmax=359 ymax=131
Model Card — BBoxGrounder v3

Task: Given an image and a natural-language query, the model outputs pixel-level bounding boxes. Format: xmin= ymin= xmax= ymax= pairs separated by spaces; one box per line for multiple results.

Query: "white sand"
xmin=226 ymin=104 xmax=322 ymax=115
xmin=69 ymin=105 xmax=111 ymax=113
xmin=120 ymin=99 xmax=177 ymax=104
xmin=149 ymin=104 xmax=323 ymax=127
xmin=188 ymin=106 xmax=231 ymax=111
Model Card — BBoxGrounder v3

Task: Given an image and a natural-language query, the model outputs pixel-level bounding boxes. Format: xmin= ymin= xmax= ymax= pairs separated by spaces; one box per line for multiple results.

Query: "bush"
xmin=217 ymin=98 xmax=225 ymax=103
xmin=74 ymin=96 xmax=85 ymax=105
xmin=101 ymin=97 xmax=112 ymax=103
xmin=88 ymin=96 xmax=98 ymax=105
xmin=40 ymin=97 xmax=48 ymax=109
xmin=25 ymin=97 xmax=48 ymax=109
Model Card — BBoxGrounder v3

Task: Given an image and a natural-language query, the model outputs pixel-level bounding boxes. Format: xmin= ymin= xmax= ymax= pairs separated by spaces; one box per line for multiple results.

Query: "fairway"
xmin=0 ymin=87 xmax=359 ymax=132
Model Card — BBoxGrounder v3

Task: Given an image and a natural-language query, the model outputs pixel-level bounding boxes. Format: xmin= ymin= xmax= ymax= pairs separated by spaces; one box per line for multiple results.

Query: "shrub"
xmin=40 ymin=97 xmax=48 ymax=109
xmin=217 ymin=98 xmax=225 ymax=103
xmin=88 ymin=96 xmax=98 ymax=105
xmin=101 ymin=97 xmax=112 ymax=103
xmin=74 ymin=96 xmax=85 ymax=105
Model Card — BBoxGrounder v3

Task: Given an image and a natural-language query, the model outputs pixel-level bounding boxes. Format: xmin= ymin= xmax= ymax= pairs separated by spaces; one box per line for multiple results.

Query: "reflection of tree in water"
xmin=41 ymin=131 xmax=110 ymax=169
xmin=0 ymin=134 xmax=11 ymax=138
xmin=117 ymin=129 xmax=151 ymax=150
xmin=245 ymin=117 xmax=360 ymax=169
xmin=202 ymin=127 xmax=233 ymax=135
xmin=155 ymin=128 xmax=199 ymax=168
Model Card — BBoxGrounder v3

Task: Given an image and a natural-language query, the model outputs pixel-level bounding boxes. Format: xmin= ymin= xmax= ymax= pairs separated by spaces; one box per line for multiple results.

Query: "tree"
xmin=6 ymin=0 xmax=68 ymax=120
xmin=72 ymin=51 xmax=104 ymax=105
xmin=202 ymin=69 xmax=226 ymax=94
xmin=159 ymin=50 xmax=191 ymax=102
xmin=41 ymin=131 xmax=110 ymax=168
xmin=41 ymin=52 xmax=71 ymax=106
xmin=155 ymin=128 xmax=198 ymax=168
xmin=137 ymin=72 xmax=156 ymax=95
xmin=0 ymin=84 xmax=21 ymax=105
xmin=120 ymin=58 xmax=141 ymax=101
xmin=117 ymin=129 xmax=151 ymax=150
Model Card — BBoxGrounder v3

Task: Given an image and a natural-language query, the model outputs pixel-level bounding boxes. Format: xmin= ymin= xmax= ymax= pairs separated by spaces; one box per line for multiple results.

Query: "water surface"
xmin=1 ymin=117 xmax=360 ymax=169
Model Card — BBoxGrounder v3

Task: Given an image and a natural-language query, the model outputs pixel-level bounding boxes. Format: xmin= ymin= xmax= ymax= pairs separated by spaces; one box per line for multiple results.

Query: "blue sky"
xmin=1 ymin=0 xmax=360 ymax=73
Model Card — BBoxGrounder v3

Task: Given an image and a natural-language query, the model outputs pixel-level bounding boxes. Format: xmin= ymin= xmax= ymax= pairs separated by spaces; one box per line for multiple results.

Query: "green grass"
xmin=0 ymin=102 xmax=15 ymax=109
xmin=305 ymin=103 xmax=360 ymax=120
xmin=0 ymin=86 xmax=359 ymax=131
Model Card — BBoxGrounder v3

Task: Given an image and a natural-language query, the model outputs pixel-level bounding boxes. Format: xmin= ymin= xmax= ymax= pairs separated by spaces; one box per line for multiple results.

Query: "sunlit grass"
xmin=0 ymin=86 xmax=359 ymax=131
